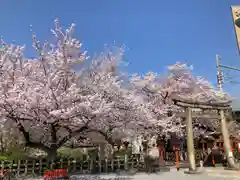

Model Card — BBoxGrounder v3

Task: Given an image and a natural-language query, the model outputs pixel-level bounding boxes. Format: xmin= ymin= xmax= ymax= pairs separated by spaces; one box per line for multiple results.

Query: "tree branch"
xmin=25 ymin=141 xmax=51 ymax=152
xmin=86 ymin=129 xmax=114 ymax=145
xmin=56 ymin=125 xmax=89 ymax=148
xmin=49 ymin=124 xmax=57 ymax=149
xmin=7 ymin=115 xmax=51 ymax=152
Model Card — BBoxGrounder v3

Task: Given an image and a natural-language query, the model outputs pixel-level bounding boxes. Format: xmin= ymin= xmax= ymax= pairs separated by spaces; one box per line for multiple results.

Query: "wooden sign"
xmin=231 ymin=6 xmax=240 ymax=54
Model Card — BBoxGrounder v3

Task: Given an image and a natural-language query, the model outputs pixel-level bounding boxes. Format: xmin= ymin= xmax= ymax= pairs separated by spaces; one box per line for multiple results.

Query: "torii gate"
xmin=172 ymin=97 xmax=236 ymax=173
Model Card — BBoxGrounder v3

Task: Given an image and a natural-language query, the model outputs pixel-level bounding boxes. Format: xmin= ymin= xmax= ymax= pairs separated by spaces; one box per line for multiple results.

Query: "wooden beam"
xmin=176 ymin=112 xmax=220 ymax=119
xmin=173 ymin=100 xmax=231 ymax=110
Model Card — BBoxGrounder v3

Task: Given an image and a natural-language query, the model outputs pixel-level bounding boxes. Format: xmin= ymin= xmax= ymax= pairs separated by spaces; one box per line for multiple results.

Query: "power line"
xmin=216 ymin=54 xmax=240 ymax=88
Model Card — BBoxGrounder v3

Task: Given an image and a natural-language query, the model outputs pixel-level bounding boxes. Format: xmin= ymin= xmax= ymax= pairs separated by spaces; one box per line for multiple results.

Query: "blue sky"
xmin=1 ymin=0 xmax=240 ymax=98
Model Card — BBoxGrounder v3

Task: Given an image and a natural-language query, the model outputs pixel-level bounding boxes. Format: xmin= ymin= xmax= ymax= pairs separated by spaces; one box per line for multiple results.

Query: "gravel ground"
xmin=24 ymin=168 xmax=240 ymax=180
xmin=69 ymin=173 xmax=236 ymax=180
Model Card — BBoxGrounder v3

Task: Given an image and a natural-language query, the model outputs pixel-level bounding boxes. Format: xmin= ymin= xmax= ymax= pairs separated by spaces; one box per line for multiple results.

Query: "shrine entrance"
xmin=172 ymin=96 xmax=235 ymax=172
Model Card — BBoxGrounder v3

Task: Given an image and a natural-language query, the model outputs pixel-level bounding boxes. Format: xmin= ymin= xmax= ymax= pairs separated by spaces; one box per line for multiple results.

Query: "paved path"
xmin=204 ymin=167 xmax=240 ymax=179
xmin=24 ymin=167 xmax=240 ymax=180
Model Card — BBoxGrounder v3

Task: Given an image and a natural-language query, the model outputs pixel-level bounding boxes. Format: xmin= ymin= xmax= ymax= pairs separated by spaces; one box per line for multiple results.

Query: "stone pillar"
xmin=186 ymin=107 xmax=196 ymax=171
xmin=220 ymin=110 xmax=237 ymax=169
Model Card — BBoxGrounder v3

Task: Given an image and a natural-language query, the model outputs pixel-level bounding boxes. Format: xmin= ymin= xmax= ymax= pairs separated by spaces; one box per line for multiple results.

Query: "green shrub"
xmin=233 ymin=148 xmax=240 ymax=160
xmin=0 ymin=156 xmax=7 ymax=161
xmin=7 ymin=151 xmax=28 ymax=160
xmin=113 ymin=147 xmax=132 ymax=157
xmin=1 ymin=147 xmax=29 ymax=160
xmin=57 ymin=147 xmax=87 ymax=160
xmin=87 ymin=148 xmax=98 ymax=160
xmin=57 ymin=147 xmax=71 ymax=159
xmin=70 ymin=148 xmax=85 ymax=160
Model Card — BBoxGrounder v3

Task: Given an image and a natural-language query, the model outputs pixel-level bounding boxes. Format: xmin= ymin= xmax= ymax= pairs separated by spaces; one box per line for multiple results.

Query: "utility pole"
xmin=216 ymin=54 xmax=223 ymax=91
xmin=216 ymin=54 xmax=238 ymax=168
xmin=216 ymin=54 xmax=240 ymax=90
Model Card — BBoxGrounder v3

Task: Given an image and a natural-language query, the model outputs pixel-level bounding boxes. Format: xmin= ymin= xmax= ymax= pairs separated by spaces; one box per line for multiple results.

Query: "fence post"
xmin=117 ymin=157 xmax=120 ymax=171
xmin=105 ymin=158 xmax=107 ymax=173
xmin=9 ymin=160 xmax=13 ymax=174
xmin=60 ymin=158 xmax=63 ymax=169
xmin=111 ymin=158 xmax=114 ymax=172
xmin=124 ymin=154 xmax=128 ymax=170
xmin=98 ymin=159 xmax=101 ymax=173
xmin=50 ymin=160 xmax=54 ymax=170
xmin=68 ymin=159 xmax=71 ymax=173
xmin=79 ymin=160 xmax=82 ymax=173
xmin=32 ymin=160 xmax=35 ymax=175
xmin=25 ymin=160 xmax=28 ymax=175
xmin=39 ymin=159 xmax=42 ymax=175
xmin=0 ymin=161 xmax=4 ymax=177
xmin=73 ymin=159 xmax=76 ymax=172
xmin=17 ymin=160 xmax=21 ymax=176
xmin=89 ymin=159 xmax=92 ymax=173
xmin=131 ymin=155 xmax=134 ymax=169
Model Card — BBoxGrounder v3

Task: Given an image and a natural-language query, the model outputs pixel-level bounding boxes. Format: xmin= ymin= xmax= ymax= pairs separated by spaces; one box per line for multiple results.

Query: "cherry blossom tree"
xmin=129 ymin=62 xmax=232 ymax=163
xmin=0 ymin=18 xmax=232 ymax=161
xmin=167 ymin=63 xmax=237 ymax=168
xmin=78 ymin=47 xmax=155 ymax=145
xmin=0 ymin=20 xmax=155 ymax=160
xmin=130 ymin=62 xmax=230 ymax=138
xmin=0 ymin=20 xmax=99 ymax=159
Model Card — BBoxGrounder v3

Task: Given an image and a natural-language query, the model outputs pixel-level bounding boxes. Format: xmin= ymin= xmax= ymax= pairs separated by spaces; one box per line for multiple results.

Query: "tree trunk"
xmin=105 ymin=144 xmax=113 ymax=159
xmin=186 ymin=107 xmax=196 ymax=171
xmin=99 ymin=143 xmax=105 ymax=160
xmin=220 ymin=110 xmax=237 ymax=169
xmin=47 ymin=149 xmax=57 ymax=161
xmin=132 ymin=137 xmax=141 ymax=155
